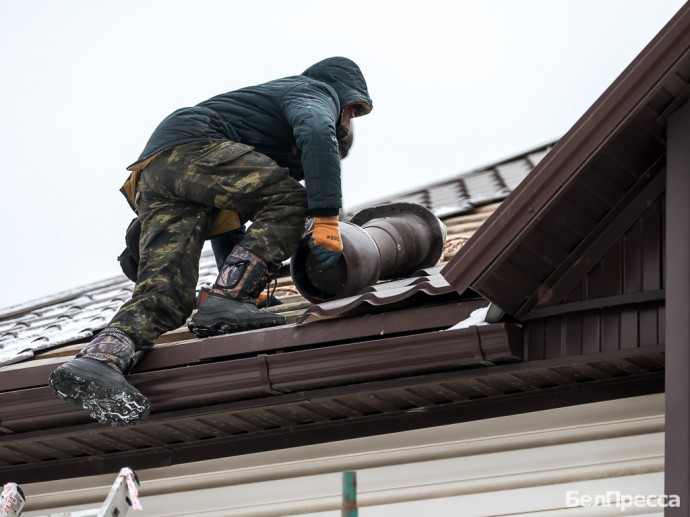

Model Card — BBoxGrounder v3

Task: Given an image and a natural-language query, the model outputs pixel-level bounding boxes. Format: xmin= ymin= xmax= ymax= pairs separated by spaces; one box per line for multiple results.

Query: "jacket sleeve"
xmin=280 ymin=83 xmax=342 ymax=215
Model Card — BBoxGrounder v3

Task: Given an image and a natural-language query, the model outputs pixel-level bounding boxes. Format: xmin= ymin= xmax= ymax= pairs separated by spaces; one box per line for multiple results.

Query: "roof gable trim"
xmin=441 ymin=3 xmax=690 ymax=297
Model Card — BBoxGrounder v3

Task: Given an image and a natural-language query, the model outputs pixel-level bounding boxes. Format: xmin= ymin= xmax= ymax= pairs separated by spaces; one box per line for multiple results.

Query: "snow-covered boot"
xmin=48 ymin=328 xmax=150 ymax=427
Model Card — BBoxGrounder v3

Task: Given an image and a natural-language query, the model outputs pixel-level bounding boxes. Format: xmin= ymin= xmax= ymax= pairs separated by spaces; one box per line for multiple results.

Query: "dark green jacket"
xmin=130 ymin=57 xmax=373 ymax=215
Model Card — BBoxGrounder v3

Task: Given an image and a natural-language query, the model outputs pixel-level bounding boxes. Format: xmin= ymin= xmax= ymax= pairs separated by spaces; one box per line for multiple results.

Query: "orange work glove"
xmin=309 ymin=216 xmax=343 ymax=267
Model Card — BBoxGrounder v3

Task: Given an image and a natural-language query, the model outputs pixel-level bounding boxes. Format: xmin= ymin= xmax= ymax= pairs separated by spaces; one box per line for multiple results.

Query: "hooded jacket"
xmin=129 ymin=57 xmax=373 ymax=216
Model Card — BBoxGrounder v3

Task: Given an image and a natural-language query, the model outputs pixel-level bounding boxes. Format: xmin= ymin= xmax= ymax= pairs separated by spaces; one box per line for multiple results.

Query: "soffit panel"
xmin=0 ymin=345 xmax=664 ymax=485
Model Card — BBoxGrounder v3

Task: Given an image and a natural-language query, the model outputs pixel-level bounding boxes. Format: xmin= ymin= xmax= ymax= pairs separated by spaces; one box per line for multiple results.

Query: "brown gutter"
xmin=263 ymin=323 xmax=521 ymax=392
xmin=0 ymin=322 xmax=522 ymax=433
xmin=442 ymin=2 xmax=690 ymax=295
xmin=0 ymin=300 xmax=488 ymax=393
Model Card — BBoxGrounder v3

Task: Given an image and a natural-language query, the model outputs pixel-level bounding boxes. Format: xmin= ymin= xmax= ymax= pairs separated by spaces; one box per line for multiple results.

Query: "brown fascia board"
xmin=0 ymin=300 xmax=489 ymax=393
xmin=442 ymin=2 xmax=690 ymax=296
xmin=0 ymin=322 xmax=523 ymax=433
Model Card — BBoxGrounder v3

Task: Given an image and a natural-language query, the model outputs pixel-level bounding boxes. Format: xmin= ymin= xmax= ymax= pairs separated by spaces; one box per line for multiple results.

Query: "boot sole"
xmin=188 ymin=318 xmax=284 ymax=338
xmin=49 ymin=357 xmax=150 ymax=427
xmin=188 ymin=293 xmax=287 ymax=338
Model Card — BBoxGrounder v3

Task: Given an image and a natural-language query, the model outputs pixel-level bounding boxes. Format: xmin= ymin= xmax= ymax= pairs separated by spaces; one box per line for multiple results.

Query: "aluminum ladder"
xmin=1 ymin=468 xmax=142 ymax=517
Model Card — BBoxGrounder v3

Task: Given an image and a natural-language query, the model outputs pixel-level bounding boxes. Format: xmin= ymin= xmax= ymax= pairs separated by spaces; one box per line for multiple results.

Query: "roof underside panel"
xmin=481 ymin=141 xmax=666 ymax=318
xmin=0 ymin=345 xmax=664 ymax=485
xmin=562 ymin=195 xmax=665 ymax=304
xmin=525 ymin=300 xmax=665 ymax=360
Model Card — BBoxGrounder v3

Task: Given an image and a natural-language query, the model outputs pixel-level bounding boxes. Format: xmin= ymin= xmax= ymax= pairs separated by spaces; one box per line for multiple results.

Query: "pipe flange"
xmin=350 ymin=202 xmax=447 ymax=272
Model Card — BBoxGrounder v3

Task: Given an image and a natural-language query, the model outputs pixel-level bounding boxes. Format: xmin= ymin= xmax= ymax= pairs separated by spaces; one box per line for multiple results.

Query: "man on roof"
xmin=48 ymin=57 xmax=373 ymax=427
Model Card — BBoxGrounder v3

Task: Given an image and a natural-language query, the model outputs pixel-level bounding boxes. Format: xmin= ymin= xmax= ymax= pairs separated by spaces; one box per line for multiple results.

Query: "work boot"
xmin=48 ymin=328 xmax=151 ymax=427
xmin=188 ymin=246 xmax=286 ymax=337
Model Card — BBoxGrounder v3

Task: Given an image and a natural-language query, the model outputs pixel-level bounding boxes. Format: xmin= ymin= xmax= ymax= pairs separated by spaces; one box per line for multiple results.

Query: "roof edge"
xmin=0 ymin=323 xmax=522 ymax=432
xmin=441 ymin=2 xmax=690 ymax=294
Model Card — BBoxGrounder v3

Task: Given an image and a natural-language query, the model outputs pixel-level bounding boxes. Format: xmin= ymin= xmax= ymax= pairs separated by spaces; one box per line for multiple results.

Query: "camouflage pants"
xmin=109 ymin=140 xmax=308 ymax=348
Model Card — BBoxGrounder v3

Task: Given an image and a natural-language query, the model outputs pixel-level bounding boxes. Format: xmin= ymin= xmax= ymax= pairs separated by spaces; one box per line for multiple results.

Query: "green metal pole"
xmin=342 ymin=471 xmax=358 ymax=517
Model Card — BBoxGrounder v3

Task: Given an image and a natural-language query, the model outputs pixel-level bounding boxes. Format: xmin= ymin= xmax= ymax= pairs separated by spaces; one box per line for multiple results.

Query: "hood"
xmin=302 ymin=57 xmax=373 ymax=115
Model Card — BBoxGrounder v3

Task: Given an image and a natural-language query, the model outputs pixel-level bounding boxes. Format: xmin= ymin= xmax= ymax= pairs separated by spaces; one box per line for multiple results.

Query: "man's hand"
xmin=309 ymin=216 xmax=343 ymax=267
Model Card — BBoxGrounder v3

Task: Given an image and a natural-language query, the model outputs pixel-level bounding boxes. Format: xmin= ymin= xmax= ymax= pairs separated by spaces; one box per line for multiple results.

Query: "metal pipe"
xmin=291 ymin=202 xmax=446 ymax=303
xmin=342 ymin=471 xmax=357 ymax=517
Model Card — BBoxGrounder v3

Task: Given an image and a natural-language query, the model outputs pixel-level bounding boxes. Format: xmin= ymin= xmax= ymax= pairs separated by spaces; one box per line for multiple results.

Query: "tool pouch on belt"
xmin=118 ymin=167 xmax=144 ymax=282
xmin=117 ymin=160 xmax=243 ymax=282
xmin=120 ymin=169 xmax=242 ymax=237
xmin=117 ymin=217 xmax=141 ymax=282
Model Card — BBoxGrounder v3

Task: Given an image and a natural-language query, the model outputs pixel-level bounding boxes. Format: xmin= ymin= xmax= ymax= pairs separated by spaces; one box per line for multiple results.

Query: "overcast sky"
xmin=0 ymin=0 xmax=685 ymax=311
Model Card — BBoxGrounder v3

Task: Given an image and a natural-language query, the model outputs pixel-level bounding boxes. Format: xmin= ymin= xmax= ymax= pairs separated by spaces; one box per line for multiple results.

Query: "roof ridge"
xmin=345 ymin=140 xmax=556 ymax=215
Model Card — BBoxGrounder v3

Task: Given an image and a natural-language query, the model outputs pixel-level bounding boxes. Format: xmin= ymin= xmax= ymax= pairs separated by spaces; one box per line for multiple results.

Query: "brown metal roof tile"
xmin=296 ymin=273 xmax=458 ymax=323
xmin=345 ymin=142 xmax=553 ymax=218
xmin=0 ymin=144 xmax=543 ymax=367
